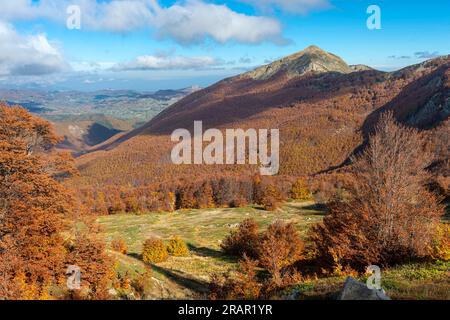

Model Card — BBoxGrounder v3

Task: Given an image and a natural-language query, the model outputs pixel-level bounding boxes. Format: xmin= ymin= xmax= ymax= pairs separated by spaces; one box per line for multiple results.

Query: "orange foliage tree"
xmin=260 ymin=184 xmax=284 ymax=211
xmin=210 ymin=255 xmax=261 ymax=300
xmin=0 ymin=105 xmax=112 ymax=299
xmin=258 ymin=221 xmax=304 ymax=286
xmin=0 ymin=105 xmax=71 ymax=299
xmin=290 ymin=178 xmax=312 ymax=201
xmin=310 ymin=112 xmax=444 ymax=271
xmin=221 ymin=218 xmax=260 ymax=259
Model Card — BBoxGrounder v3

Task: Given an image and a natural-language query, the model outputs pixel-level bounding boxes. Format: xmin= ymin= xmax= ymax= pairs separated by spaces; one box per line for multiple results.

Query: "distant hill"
xmin=1 ymin=100 xmax=49 ymax=113
xmin=148 ymin=86 xmax=202 ymax=101
xmin=0 ymin=87 xmax=197 ymax=153
xmin=74 ymin=47 xmax=449 ymax=186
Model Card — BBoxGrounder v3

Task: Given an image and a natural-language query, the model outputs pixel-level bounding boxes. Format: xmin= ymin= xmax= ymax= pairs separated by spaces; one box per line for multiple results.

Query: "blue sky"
xmin=0 ymin=0 xmax=448 ymax=91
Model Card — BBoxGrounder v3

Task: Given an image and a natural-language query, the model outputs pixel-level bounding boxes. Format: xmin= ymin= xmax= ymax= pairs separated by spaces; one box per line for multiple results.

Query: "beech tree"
xmin=0 ymin=105 xmax=112 ymax=299
xmin=311 ymin=112 xmax=444 ymax=270
xmin=258 ymin=222 xmax=304 ymax=285
xmin=290 ymin=178 xmax=312 ymax=201
xmin=0 ymin=105 xmax=71 ymax=298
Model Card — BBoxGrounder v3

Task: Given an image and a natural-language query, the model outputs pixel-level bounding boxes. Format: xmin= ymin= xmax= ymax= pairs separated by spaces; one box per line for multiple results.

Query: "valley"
xmin=0 ymin=86 xmax=200 ymax=152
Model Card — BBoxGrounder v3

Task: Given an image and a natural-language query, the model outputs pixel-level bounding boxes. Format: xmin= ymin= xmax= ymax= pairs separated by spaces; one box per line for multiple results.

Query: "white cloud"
xmin=0 ymin=21 xmax=68 ymax=76
xmin=0 ymin=0 xmax=152 ymax=32
xmin=0 ymin=0 xmax=59 ymax=20
xmin=239 ymin=0 xmax=332 ymax=14
xmin=78 ymin=0 xmax=154 ymax=32
xmin=113 ymin=53 xmax=221 ymax=71
xmin=149 ymin=0 xmax=284 ymax=44
xmin=0 ymin=0 xmax=286 ymax=45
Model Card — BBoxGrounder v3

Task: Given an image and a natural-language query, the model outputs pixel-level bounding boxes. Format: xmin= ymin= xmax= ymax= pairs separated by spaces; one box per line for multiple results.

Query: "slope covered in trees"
xmin=72 ymin=48 xmax=449 ymax=210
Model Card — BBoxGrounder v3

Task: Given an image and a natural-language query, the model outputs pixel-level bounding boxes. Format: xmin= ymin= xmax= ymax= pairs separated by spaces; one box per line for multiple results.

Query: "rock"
xmin=338 ymin=277 xmax=391 ymax=300
xmin=244 ymin=45 xmax=353 ymax=80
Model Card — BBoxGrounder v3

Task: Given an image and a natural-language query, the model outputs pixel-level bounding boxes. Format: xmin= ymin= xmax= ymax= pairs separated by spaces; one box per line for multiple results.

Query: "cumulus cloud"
xmin=149 ymin=0 xmax=285 ymax=44
xmin=0 ymin=21 xmax=68 ymax=76
xmin=113 ymin=53 xmax=222 ymax=71
xmin=0 ymin=0 xmax=286 ymax=45
xmin=0 ymin=0 xmax=151 ymax=32
xmin=238 ymin=0 xmax=332 ymax=14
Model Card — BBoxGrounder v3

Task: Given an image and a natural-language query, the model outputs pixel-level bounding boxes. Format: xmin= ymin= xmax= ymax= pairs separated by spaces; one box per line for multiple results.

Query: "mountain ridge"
xmin=74 ymin=47 xmax=449 ymax=187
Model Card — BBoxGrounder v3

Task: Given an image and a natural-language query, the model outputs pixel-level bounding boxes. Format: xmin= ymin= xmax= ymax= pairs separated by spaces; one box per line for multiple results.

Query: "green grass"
xmin=97 ymin=202 xmax=449 ymax=300
xmin=292 ymin=260 xmax=450 ymax=300
xmin=97 ymin=201 xmax=322 ymax=299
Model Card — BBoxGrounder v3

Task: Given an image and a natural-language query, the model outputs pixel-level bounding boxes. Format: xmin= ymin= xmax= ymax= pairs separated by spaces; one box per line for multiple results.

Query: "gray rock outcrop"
xmin=338 ymin=277 xmax=391 ymax=300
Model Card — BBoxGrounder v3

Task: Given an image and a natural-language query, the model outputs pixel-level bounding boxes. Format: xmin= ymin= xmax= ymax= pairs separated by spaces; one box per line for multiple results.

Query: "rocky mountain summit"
xmin=244 ymin=45 xmax=353 ymax=80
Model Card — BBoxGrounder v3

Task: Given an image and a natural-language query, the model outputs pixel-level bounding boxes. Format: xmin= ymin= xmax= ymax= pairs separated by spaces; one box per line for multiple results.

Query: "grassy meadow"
xmin=97 ymin=201 xmax=449 ymax=300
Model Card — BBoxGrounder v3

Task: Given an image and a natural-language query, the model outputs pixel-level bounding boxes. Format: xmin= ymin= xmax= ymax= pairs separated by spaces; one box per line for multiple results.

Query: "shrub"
xmin=431 ymin=224 xmax=450 ymax=261
xmin=210 ymin=255 xmax=262 ymax=300
xmin=195 ymin=182 xmax=215 ymax=209
xmin=217 ymin=220 xmax=305 ymax=297
xmin=130 ymin=267 xmax=153 ymax=299
xmin=231 ymin=197 xmax=248 ymax=208
xmin=64 ymin=233 xmax=115 ymax=300
xmin=261 ymin=196 xmax=281 ymax=211
xmin=114 ymin=271 xmax=132 ymax=291
xmin=124 ymin=195 xmax=139 ymax=213
xmin=163 ymin=192 xmax=176 ymax=212
xmin=113 ymin=267 xmax=153 ymax=300
xmin=310 ymin=113 xmax=444 ymax=271
xmin=142 ymin=238 xmax=169 ymax=264
xmin=261 ymin=185 xmax=283 ymax=211
xmin=252 ymin=175 xmax=264 ymax=205
xmin=258 ymin=221 xmax=304 ymax=285
xmin=291 ymin=178 xmax=312 ymax=201
xmin=221 ymin=219 xmax=260 ymax=259
xmin=111 ymin=237 xmax=128 ymax=254
xmin=166 ymin=236 xmax=189 ymax=257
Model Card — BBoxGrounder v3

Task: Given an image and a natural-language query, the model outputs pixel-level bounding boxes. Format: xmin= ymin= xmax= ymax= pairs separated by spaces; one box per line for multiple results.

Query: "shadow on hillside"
xmin=316 ymin=65 xmax=449 ymax=176
xmin=253 ymin=205 xmax=269 ymax=212
xmin=142 ymin=71 xmax=385 ymax=136
xmin=361 ymin=64 xmax=449 ymax=137
xmin=88 ymin=70 xmax=386 ymax=153
xmin=126 ymin=252 xmax=209 ymax=294
xmin=187 ymin=244 xmax=238 ymax=264
xmin=151 ymin=264 xmax=210 ymax=295
xmin=299 ymin=203 xmax=329 ymax=214
xmin=128 ymin=252 xmax=143 ymax=260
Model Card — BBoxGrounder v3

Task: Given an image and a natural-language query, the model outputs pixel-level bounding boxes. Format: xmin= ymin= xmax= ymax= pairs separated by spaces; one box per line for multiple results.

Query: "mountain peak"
xmin=302 ymin=45 xmax=326 ymax=53
xmin=245 ymin=45 xmax=352 ymax=80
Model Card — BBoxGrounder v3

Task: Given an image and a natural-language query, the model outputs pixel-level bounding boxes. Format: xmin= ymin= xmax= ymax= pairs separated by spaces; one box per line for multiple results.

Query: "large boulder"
xmin=338 ymin=277 xmax=391 ymax=300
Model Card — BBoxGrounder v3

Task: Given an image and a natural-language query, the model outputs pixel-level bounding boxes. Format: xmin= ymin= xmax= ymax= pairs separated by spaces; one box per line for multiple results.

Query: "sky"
xmin=0 ymin=0 xmax=448 ymax=91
